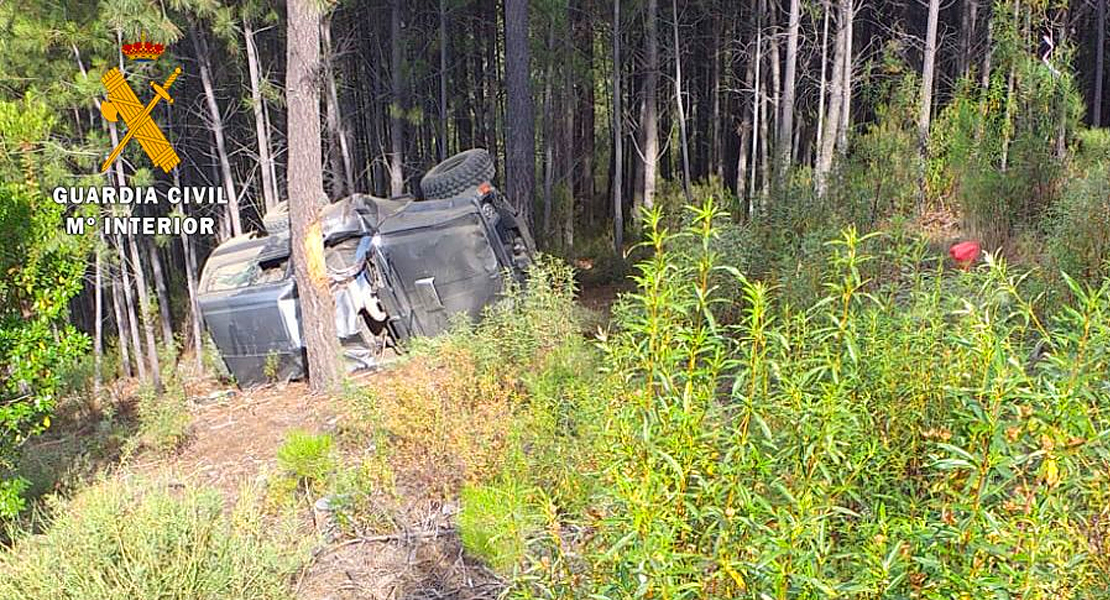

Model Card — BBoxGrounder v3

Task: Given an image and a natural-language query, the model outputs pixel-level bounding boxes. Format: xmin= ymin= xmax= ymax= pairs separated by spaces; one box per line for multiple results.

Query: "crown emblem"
xmin=122 ymin=32 xmax=165 ymax=62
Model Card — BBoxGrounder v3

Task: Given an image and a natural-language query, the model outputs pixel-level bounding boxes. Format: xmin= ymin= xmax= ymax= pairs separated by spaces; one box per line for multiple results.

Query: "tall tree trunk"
xmin=958 ymin=0 xmax=978 ymax=79
xmin=287 ymin=0 xmax=343 ymax=392
xmin=543 ymin=26 xmax=556 ymax=239
xmin=837 ymin=0 xmax=853 ymax=151
xmin=389 ymin=0 xmax=405 ymax=196
xmin=613 ymin=0 xmax=624 ymax=253
xmin=439 ymin=0 xmax=449 ymax=161
xmin=919 ymin=0 xmax=941 ymax=146
xmin=245 ymin=21 xmax=278 ymax=211
xmin=816 ymin=0 xmax=830 ymax=162
xmin=710 ymin=19 xmax=723 ymax=181
xmin=749 ymin=22 xmax=763 ymax=206
xmin=505 ymin=0 xmax=536 ymax=227
xmin=128 ymin=233 xmax=163 ymax=392
xmin=110 ymin=268 xmax=132 ymax=379
xmin=736 ymin=32 xmax=756 ymax=215
xmin=672 ymin=0 xmax=693 ymax=204
xmin=175 ymin=166 xmax=203 ymax=373
xmin=816 ymin=0 xmax=848 ymax=196
xmin=192 ymin=28 xmax=241 ymax=237
xmin=322 ymin=15 xmax=356 ymax=197
xmin=116 ymin=234 xmax=146 ymax=383
xmin=147 ymin=240 xmax=173 ymax=351
xmin=638 ymin=0 xmax=660 ymax=222
xmin=918 ymin=0 xmax=940 ymax=206
xmin=1096 ymin=0 xmax=1106 ymax=127
xmin=778 ymin=0 xmax=802 ymax=181
xmin=93 ymin=233 xmax=103 ymax=396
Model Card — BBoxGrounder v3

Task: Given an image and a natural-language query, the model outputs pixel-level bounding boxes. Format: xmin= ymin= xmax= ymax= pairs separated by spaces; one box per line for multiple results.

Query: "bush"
xmin=458 ymin=479 xmax=541 ymax=574
xmin=0 ymin=476 xmax=306 ymax=599
xmin=126 ymin=382 xmax=190 ymax=455
xmin=1047 ymin=145 xmax=1110 ymax=286
xmin=276 ymin=430 xmax=335 ymax=493
xmin=512 ymin=204 xmax=1110 ymax=598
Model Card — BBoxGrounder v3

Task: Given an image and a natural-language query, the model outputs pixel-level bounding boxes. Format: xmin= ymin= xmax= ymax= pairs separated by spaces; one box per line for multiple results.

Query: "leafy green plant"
xmin=276 ymin=430 xmax=335 ymax=493
xmin=458 ymin=479 xmax=541 ymax=574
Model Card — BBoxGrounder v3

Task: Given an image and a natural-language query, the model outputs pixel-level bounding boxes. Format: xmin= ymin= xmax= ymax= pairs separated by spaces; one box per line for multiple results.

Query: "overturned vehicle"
xmin=198 ymin=149 xmax=533 ymax=386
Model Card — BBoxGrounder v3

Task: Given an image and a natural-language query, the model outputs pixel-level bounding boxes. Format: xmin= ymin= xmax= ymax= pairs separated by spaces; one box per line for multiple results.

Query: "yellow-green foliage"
xmin=276 ymin=430 xmax=335 ymax=493
xmin=513 ymin=201 xmax=1110 ymax=598
xmin=0 ymin=476 xmax=307 ymax=600
xmin=458 ymin=479 xmax=540 ymax=574
xmin=127 ymin=382 xmax=191 ymax=456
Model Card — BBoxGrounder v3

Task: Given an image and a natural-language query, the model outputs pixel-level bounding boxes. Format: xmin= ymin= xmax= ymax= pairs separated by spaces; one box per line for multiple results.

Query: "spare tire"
xmin=420 ymin=149 xmax=495 ymax=200
xmin=262 ymin=200 xmax=290 ymax=234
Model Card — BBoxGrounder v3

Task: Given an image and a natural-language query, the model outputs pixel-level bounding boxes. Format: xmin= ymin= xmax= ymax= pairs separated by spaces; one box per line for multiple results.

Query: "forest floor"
xmin=143 ymin=375 xmax=502 ymax=600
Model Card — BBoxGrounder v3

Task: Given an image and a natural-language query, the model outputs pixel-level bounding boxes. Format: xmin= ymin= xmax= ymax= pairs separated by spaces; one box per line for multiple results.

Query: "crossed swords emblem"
xmin=99 ymin=66 xmax=182 ymax=173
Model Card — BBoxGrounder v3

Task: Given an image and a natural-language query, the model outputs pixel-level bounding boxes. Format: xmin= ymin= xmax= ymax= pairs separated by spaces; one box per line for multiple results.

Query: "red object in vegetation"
xmin=949 ymin=240 xmax=981 ymax=270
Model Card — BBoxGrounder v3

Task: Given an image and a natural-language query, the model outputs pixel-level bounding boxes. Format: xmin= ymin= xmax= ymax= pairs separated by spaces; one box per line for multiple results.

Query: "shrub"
xmin=0 ymin=476 xmax=306 ymax=599
xmin=276 ymin=430 xmax=335 ymax=493
xmin=511 ymin=203 xmax=1110 ymax=598
xmin=126 ymin=382 xmax=190 ymax=455
xmin=1047 ymin=156 xmax=1110 ymax=286
xmin=458 ymin=479 xmax=541 ymax=574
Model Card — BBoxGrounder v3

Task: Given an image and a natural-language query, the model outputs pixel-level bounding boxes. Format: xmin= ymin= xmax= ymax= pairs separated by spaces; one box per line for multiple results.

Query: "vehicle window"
xmin=205 ymin=259 xmax=288 ymax=292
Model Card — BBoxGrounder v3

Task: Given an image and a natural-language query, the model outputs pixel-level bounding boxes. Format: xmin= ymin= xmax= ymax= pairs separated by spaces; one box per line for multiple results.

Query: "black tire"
xmin=420 ymin=149 xmax=495 ymax=200
xmin=262 ymin=200 xmax=290 ymax=234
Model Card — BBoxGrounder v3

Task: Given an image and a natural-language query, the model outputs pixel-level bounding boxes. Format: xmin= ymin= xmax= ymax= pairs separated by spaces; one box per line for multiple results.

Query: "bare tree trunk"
xmin=439 ymin=0 xmax=449 ymax=161
xmin=958 ymin=0 xmax=978 ymax=79
xmin=816 ymin=0 xmax=830 ymax=162
xmin=778 ymin=0 xmax=802 ymax=180
xmin=94 ymin=233 xmax=103 ymax=396
xmin=245 ymin=21 xmax=278 ymax=211
xmin=116 ymin=234 xmax=146 ymax=383
xmin=175 ymin=166 xmax=203 ymax=373
xmin=543 ymin=26 xmax=555 ymax=239
xmin=837 ymin=0 xmax=853 ymax=151
xmin=918 ymin=0 xmax=940 ymax=207
xmin=128 ymin=233 xmax=162 ymax=392
xmin=505 ymin=0 xmax=536 ymax=227
xmin=192 ymin=28 xmax=241 ymax=237
xmin=749 ymin=22 xmax=763 ymax=207
xmin=638 ymin=0 xmax=660 ymax=222
xmin=389 ymin=0 xmax=405 ymax=196
xmin=672 ymin=0 xmax=692 ymax=205
xmin=110 ymin=268 xmax=132 ymax=378
xmin=711 ymin=20 xmax=723 ymax=180
xmin=736 ymin=34 xmax=756 ymax=214
xmin=322 ymin=15 xmax=355 ymax=197
xmin=613 ymin=0 xmax=624 ymax=253
xmin=147 ymin=240 xmax=173 ymax=351
xmin=1097 ymin=0 xmax=1105 ymax=127
xmin=816 ymin=0 xmax=848 ymax=196
xmin=287 ymin=0 xmax=343 ymax=392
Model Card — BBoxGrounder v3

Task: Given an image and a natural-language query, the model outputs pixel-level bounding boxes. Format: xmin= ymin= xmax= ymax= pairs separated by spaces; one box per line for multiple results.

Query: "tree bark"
xmin=389 ymin=0 xmax=405 ymax=196
xmin=192 ymin=28 xmax=241 ymax=237
xmin=504 ymin=0 xmax=536 ymax=227
xmin=322 ymin=14 xmax=356 ymax=197
xmin=672 ymin=0 xmax=692 ymax=205
xmin=919 ymin=0 xmax=941 ymax=148
xmin=287 ymin=0 xmax=343 ymax=392
xmin=93 ymin=232 xmax=103 ymax=396
xmin=1096 ymin=0 xmax=1105 ymax=127
xmin=837 ymin=0 xmax=853 ymax=152
xmin=613 ymin=0 xmax=624 ymax=253
xmin=439 ymin=0 xmax=449 ymax=161
xmin=147 ymin=240 xmax=173 ymax=351
xmin=816 ymin=0 xmax=830 ymax=162
xmin=128 ymin=232 xmax=162 ymax=392
xmin=638 ymin=0 xmax=660 ymax=222
xmin=110 ymin=267 xmax=132 ymax=379
xmin=958 ymin=0 xmax=978 ymax=79
xmin=116 ymin=233 xmax=146 ymax=383
xmin=778 ymin=0 xmax=802 ymax=180
xmin=245 ymin=21 xmax=278 ymax=212
xmin=816 ymin=0 xmax=849 ymax=196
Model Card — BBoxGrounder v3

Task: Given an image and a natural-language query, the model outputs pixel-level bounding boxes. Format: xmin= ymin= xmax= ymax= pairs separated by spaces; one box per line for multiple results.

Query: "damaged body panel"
xmin=198 ymin=182 xmax=532 ymax=387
